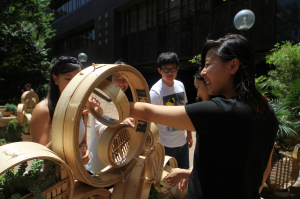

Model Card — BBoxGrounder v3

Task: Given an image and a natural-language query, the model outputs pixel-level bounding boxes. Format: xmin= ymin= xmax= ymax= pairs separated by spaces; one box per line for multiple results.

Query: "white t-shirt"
xmin=85 ymin=114 xmax=108 ymax=174
xmin=150 ymin=79 xmax=188 ymax=147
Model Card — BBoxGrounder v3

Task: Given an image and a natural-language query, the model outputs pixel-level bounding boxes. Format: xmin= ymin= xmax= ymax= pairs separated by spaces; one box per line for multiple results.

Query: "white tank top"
xmin=44 ymin=99 xmax=85 ymax=145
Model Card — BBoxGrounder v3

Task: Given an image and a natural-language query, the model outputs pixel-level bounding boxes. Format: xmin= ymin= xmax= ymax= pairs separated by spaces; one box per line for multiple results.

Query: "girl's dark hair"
xmin=114 ymin=59 xmax=127 ymax=65
xmin=201 ymin=34 xmax=268 ymax=113
xmin=194 ymin=70 xmax=204 ymax=81
xmin=157 ymin=52 xmax=179 ymax=68
xmin=47 ymin=56 xmax=82 ymax=121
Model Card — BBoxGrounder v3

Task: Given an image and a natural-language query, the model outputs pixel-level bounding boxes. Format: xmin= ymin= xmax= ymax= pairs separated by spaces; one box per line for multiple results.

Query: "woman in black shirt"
xmin=129 ymin=34 xmax=278 ymax=199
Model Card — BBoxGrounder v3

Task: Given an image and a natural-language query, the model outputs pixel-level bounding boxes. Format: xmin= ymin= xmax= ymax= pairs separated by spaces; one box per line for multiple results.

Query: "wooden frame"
xmin=52 ymin=64 xmax=151 ymax=187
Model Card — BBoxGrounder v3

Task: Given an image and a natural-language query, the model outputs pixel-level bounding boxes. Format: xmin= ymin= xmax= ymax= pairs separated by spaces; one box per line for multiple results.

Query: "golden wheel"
xmin=98 ymin=124 xmax=140 ymax=168
xmin=73 ymin=184 xmax=111 ymax=199
xmin=17 ymin=104 xmax=25 ymax=126
xmin=52 ymin=64 xmax=151 ymax=187
xmin=21 ymin=91 xmax=39 ymax=111
xmin=144 ymin=122 xmax=160 ymax=152
xmin=267 ymin=154 xmax=299 ymax=195
xmin=0 ymin=142 xmax=74 ymax=199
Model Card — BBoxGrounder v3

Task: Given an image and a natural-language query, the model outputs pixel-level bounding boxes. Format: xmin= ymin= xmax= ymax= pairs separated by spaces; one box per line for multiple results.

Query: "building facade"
xmin=48 ymin=0 xmax=300 ymax=103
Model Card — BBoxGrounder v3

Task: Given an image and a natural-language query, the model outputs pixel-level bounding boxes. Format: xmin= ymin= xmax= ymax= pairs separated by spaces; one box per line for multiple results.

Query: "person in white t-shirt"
xmin=150 ymin=52 xmax=192 ymax=169
xmin=25 ymin=83 xmax=34 ymax=92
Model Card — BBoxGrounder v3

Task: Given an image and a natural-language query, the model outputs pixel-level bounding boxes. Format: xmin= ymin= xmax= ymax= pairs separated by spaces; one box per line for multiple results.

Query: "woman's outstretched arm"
xmin=129 ymin=102 xmax=195 ymax=132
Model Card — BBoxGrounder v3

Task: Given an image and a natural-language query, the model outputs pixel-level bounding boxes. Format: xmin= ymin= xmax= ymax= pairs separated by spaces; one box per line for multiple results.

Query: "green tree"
xmin=256 ymin=41 xmax=300 ymax=153
xmin=0 ymin=0 xmax=55 ymax=104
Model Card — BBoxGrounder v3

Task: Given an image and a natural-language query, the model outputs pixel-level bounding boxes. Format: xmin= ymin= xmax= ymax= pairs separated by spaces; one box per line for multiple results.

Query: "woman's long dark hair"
xmin=200 ymin=34 xmax=268 ymax=113
xmin=48 ymin=56 xmax=82 ymax=121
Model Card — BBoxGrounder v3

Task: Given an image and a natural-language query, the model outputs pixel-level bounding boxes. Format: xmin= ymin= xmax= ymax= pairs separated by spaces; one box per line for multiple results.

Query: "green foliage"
xmin=270 ymin=99 xmax=299 ymax=139
xmin=10 ymin=193 xmax=22 ymax=199
xmin=189 ymin=54 xmax=201 ymax=66
xmin=6 ymin=119 xmax=18 ymax=136
xmin=0 ymin=0 xmax=56 ymax=104
xmin=265 ymin=41 xmax=300 ymax=97
xmin=256 ymin=41 xmax=300 ymax=154
xmin=190 ymin=54 xmax=202 ymax=102
xmin=148 ymin=184 xmax=163 ymax=199
xmin=0 ymin=138 xmax=7 ymax=146
xmin=0 ymin=159 xmax=58 ymax=199
xmin=4 ymin=103 xmax=16 ymax=111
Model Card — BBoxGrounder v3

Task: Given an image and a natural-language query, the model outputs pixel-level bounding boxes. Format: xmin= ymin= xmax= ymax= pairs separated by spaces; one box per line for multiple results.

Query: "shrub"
xmin=5 ymin=103 xmax=17 ymax=111
xmin=0 ymin=138 xmax=6 ymax=146
xmin=0 ymin=159 xmax=58 ymax=199
xmin=256 ymin=41 xmax=300 ymax=155
xmin=6 ymin=119 xmax=18 ymax=141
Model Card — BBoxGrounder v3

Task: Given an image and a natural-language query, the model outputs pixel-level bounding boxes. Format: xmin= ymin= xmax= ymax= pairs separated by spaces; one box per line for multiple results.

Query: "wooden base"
xmin=22 ymin=133 xmax=32 ymax=142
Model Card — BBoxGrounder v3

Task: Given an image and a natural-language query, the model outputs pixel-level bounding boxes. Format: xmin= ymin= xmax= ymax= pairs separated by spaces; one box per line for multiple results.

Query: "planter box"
xmin=22 ymin=133 xmax=32 ymax=142
xmin=0 ymin=108 xmax=15 ymax=116
xmin=0 ymin=116 xmax=17 ymax=127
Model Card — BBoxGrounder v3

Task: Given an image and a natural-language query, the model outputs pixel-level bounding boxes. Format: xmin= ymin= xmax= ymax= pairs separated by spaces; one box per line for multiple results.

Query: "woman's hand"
xmin=166 ymin=168 xmax=192 ymax=187
xmin=83 ymin=96 xmax=102 ymax=115
xmin=79 ymin=145 xmax=90 ymax=164
xmin=122 ymin=117 xmax=134 ymax=126
xmin=166 ymin=168 xmax=186 ymax=186
xmin=179 ymin=178 xmax=189 ymax=192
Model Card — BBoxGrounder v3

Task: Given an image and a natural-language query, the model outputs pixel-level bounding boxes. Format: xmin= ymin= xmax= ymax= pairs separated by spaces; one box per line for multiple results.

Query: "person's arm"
xmin=183 ymin=86 xmax=193 ymax=148
xmin=186 ymin=131 xmax=193 ymax=148
xmin=259 ymin=147 xmax=274 ymax=193
xmin=30 ymin=101 xmax=51 ymax=148
xmin=150 ymin=89 xmax=161 ymax=127
xmin=80 ymin=114 xmax=90 ymax=164
xmin=129 ymin=102 xmax=195 ymax=132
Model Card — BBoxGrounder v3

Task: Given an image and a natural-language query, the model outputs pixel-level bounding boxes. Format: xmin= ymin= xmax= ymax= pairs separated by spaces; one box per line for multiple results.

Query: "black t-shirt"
xmin=185 ymin=97 xmax=278 ymax=199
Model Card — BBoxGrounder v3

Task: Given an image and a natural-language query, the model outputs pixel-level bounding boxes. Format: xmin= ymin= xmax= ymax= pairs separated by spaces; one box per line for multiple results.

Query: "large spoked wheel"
xmin=52 ymin=64 xmax=150 ymax=187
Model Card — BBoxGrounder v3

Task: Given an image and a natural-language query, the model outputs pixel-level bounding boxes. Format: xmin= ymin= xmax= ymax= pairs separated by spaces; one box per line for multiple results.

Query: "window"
xmin=195 ymin=13 xmax=209 ymax=54
xmin=182 ymin=0 xmax=188 ymax=18
xmin=189 ymin=0 xmax=194 ymax=16
xmin=54 ymin=27 xmax=95 ymax=55
xmin=275 ymin=0 xmax=300 ymax=44
xmin=121 ymin=36 xmax=129 ymax=61
xmin=169 ymin=0 xmax=180 ymax=22
xmin=157 ymin=25 xmax=168 ymax=55
xmin=211 ymin=6 xmax=228 ymax=39
xmin=69 ymin=1 xmax=72 ymax=13
xmin=138 ymin=31 xmax=146 ymax=63
xmin=168 ymin=21 xmax=180 ymax=53
xmin=130 ymin=6 xmax=137 ymax=33
xmin=73 ymin=0 xmax=77 ymax=10
xmin=138 ymin=2 xmax=147 ymax=31
xmin=147 ymin=28 xmax=157 ymax=62
xmin=121 ymin=10 xmax=129 ymax=36
xmin=147 ymin=0 xmax=157 ymax=28
xmin=53 ymin=0 xmax=90 ymax=22
xmin=129 ymin=34 xmax=137 ymax=64
xmin=181 ymin=17 xmax=194 ymax=57
xmin=158 ymin=0 xmax=168 ymax=26
xmin=196 ymin=0 xmax=210 ymax=12
xmin=251 ymin=0 xmax=274 ymax=48
xmin=211 ymin=0 xmax=228 ymax=9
